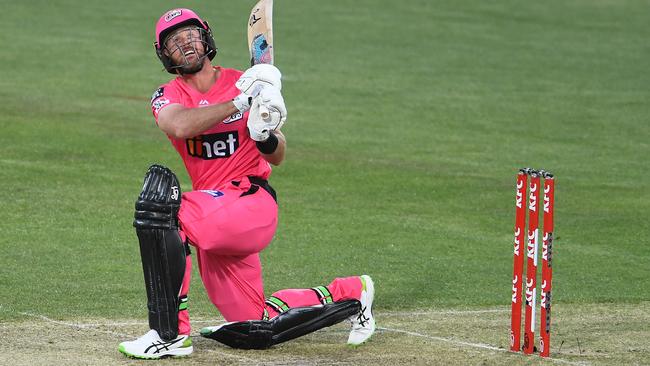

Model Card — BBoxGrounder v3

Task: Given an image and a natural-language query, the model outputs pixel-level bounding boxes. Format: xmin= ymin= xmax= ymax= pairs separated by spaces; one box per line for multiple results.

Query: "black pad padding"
xmin=133 ymin=164 xmax=186 ymax=341
xmin=203 ymin=300 xmax=361 ymax=349
xmin=137 ymin=228 xmax=186 ymax=341
xmin=134 ymin=164 xmax=181 ymax=230
xmin=207 ymin=321 xmax=273 ymax=350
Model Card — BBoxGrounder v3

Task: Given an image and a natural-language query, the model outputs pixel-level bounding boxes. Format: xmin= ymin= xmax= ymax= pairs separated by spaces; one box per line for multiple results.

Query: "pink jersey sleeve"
xmin=150 ymin=83 xmax=181 ymax=122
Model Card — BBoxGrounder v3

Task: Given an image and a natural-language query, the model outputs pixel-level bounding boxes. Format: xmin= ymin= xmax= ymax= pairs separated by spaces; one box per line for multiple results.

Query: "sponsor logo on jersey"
xmin=223 ymin=111 xmax=243 ymax=124
xmin=199 ymin=190 xmax=225 ymax=198
xmin=199 ymin=99 xmax=209 ymax=106
xmin=152 ymin=98 xmax=170 ymax=114
xmin=186 ymin=131 xmax=239 ymax=159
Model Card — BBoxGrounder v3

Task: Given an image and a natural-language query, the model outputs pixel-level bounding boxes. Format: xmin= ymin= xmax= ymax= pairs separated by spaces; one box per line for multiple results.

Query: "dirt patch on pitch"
xmin=1 ymin=303 xmax=648 ymax=365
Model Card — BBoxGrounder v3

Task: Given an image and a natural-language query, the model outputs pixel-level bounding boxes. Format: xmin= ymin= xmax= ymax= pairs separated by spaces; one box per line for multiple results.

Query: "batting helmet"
xmin=154 ymin=8 xmax=217 ymax=74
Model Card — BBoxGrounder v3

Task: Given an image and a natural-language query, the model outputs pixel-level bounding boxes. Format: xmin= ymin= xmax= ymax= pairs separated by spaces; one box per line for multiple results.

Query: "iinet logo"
xmin=186 ymin=131 xmax=239 ymax=159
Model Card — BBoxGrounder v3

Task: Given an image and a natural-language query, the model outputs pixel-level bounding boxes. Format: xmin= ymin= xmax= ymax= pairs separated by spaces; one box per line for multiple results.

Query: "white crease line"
xmin=383 ymin=309 xmax=509 ymax=316
xmin=17 ymin=312 xmax=590 ymax=366
xmin=379 ymin=327 xmax=503 ymax=351
xmin=18 ymin=312 xmax=260 ymax=363
xmin=11 ymin=308 xmax=510 ymax=329
xmin=16 ymin=313 xmax=226 ymax=335
xmin=71 ymin=319 xmax=223 ymax=327
xmin=379 ymin=327 xmax=590 ymax=366
xmin=11 ymin=317 xmax=224 ymax=328
xmin=19 ymin=312 xmax=128 ymax=337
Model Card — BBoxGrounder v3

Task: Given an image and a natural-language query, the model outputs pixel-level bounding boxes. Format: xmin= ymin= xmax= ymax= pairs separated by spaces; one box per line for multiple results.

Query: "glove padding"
xmin=236 ymin=64 xmax=282 ymax=96
xmin=247 ymin=87 xmax=287 ymax=142
xmin=233 ymin=64 xmax=282 ymax=113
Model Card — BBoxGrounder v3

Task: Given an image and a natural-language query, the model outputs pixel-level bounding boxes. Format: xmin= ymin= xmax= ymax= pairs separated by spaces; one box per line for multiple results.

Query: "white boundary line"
xmin=379 ymin=327 xmax=591 ymax=366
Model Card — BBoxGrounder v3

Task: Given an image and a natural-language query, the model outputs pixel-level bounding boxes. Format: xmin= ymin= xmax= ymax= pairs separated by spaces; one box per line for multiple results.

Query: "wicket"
xmin=510 ymin=168 xmax=555 ymax=357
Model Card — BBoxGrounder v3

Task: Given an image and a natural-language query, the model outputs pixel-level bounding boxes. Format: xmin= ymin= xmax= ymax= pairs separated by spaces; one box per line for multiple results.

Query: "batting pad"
xmin=201 ymin=300 xmax=361 ymax=349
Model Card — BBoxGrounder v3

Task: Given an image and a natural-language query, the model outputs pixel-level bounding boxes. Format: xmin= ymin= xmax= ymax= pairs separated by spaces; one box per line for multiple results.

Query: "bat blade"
xmin=248 ymin=0 xmax=274 ymax=66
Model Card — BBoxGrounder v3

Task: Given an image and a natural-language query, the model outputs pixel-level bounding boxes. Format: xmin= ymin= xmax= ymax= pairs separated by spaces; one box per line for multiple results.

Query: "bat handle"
xmin=259 ymin=104 xmax=271 ymax=121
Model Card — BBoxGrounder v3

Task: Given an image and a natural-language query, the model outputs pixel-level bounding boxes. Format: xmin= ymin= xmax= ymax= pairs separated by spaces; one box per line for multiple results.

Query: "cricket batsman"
xmin=118 ymin=8 xmax=375 ymax=359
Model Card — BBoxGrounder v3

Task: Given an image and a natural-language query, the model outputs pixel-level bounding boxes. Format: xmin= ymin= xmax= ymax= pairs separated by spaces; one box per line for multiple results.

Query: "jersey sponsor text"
xmin=186 ymin=131 xmax=239 ymax=159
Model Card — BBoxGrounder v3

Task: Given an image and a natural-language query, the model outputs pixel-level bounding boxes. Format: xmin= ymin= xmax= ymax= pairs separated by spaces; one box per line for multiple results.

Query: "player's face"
xmin=164 ymin=26 xmax=206 ymax=74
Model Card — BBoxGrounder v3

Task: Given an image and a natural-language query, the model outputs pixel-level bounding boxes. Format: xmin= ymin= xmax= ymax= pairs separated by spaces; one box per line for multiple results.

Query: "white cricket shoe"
xmin=118 ymin=329 xmax=193 ymax=359
xmin=348 ymin=275 xmax=376 ymax=345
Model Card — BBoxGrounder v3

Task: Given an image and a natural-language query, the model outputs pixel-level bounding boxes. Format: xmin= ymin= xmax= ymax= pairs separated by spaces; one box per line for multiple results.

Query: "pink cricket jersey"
xmin=150 ymin=66 xmax=272 ymax=190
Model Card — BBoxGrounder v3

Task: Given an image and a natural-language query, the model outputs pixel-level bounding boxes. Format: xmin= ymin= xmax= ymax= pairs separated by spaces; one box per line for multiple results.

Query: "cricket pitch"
xmin=1 ymin=302 xmax=648 ymax=365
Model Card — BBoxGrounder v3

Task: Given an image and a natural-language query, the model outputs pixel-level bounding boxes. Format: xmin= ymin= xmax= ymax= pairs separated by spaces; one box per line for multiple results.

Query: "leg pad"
xmin=134 ymin=165 xmax=186 ymax=341
xmin=202 ymin=300 xmax=361 ymax=349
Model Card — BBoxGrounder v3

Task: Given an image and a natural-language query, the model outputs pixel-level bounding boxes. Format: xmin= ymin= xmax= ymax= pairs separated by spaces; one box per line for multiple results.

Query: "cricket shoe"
xmin=118 ymin=329 xmax=192 ymax=359
xmin=348 ymin=275 xmax=376 ymax=345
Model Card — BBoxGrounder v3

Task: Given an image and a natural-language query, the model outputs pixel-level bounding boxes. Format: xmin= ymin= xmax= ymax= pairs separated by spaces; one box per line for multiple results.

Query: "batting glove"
xmin=232 ymin=93 xmax=253 ymax=113
xmin=236 ymin=64 xmax=282 ymax=94
xmin=233 ymin=65 xmax=282 ymax=113
xmin=247 ymin=87 xmax=287 ymax=142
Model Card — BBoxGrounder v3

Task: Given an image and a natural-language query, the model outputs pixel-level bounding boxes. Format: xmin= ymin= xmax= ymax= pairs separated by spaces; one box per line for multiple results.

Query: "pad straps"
xmin=265 ymin=296 xmax=290 ymax=315
xmin=311 ymin=286 xmax=334 ymax=305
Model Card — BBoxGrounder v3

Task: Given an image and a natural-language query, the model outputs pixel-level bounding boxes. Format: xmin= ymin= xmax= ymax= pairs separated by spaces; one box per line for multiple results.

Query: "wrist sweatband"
xmin=256 ymin=132 xmax=279 ymax=154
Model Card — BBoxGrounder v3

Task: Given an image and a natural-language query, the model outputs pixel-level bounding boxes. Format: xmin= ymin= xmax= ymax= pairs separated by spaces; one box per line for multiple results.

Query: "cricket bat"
xmin=247 ymin=0 xmax=274 ymax=119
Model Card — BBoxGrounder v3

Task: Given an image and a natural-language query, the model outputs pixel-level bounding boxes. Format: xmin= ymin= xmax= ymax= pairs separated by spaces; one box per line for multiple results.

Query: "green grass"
xmin=0 ymin=0 xmax=648 ymax=326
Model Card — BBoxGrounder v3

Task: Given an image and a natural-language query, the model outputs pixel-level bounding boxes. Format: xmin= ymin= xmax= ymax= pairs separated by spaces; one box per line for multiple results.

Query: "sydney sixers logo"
xmin=152 ymin=98 xmax=169 ymax=114
xmin=165 ymin=9 xmax=182 ymax=22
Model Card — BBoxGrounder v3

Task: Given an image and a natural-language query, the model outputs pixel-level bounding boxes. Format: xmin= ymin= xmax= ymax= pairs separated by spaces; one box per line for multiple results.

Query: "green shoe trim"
xmin=182 ymin=338 xmax=192 ymax=347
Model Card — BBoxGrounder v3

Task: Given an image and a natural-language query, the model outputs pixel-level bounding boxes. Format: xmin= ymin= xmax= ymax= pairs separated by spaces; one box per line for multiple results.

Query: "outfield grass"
xmin=1 ymin=0 xmax=649 ymax=363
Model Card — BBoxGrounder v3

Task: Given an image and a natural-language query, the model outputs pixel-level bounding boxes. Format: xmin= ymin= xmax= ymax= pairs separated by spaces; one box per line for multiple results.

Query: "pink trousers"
xmin=174 ymin=177 xmax=362 ymax=335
